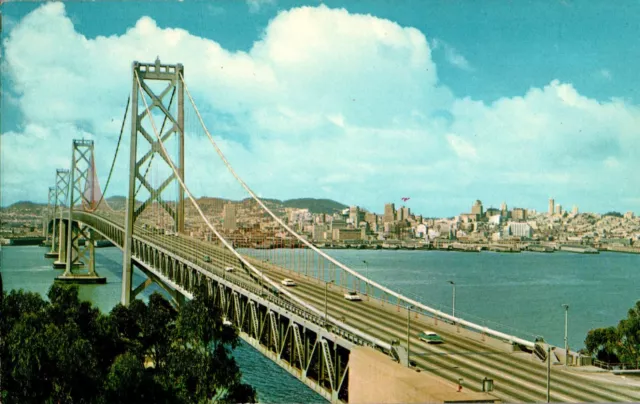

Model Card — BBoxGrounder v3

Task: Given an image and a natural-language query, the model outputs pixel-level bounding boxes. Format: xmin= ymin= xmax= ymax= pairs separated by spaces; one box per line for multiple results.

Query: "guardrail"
xmin=593 ymin=359 xmax=640 ymax=371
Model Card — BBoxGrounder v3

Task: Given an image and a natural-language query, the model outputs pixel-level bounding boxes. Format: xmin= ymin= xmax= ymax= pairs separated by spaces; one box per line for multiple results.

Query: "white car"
xmin=281 ymin=278 xmax=296 ymax=287
xmin=225 ymin=266 xmax=234 ymax=272
xmin=344 ymin=291 xmax=362 ymax=301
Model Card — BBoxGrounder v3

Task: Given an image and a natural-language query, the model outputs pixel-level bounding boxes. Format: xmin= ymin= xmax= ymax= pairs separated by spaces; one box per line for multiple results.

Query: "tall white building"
xmin=508 ymin=222 xmax=532 ymax=238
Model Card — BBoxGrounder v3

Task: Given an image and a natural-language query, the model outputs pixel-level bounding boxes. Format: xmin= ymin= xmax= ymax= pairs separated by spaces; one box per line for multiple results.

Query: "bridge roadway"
xmin=83 ymin=212 xmax=640 ymax=402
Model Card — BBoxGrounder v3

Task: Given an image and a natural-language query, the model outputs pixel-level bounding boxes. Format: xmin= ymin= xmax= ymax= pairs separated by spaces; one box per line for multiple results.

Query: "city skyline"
xmin=2 ymin=1 xmax=640 ymax=217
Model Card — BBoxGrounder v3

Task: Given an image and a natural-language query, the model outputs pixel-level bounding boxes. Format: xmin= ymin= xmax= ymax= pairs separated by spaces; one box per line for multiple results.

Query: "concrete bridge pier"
xmin=55 ymin=223 xmax=106 ymax=284
xmin=52 ymin=220 xmax=68 ymax=268
xmin=44 ymin=220 xmax=59 ymax=259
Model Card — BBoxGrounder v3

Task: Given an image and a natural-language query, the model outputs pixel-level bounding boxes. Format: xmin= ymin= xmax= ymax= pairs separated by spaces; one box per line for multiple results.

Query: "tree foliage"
xmin=584 ymin=300 xmax=640 ymax=367
xmin=603 ymin=211 xmax=623 ymax=218
xmin=0 ymin=283 xmax=256 ymax=403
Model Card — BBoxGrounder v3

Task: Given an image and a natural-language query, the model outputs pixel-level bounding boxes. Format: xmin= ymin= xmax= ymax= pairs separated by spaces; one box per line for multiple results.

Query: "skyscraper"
xmin=223 ymin=203 xmax=237 ymax=231
xmin=402 ymin=206 xmax=411 ymax=220
xmin=555 ymin=204 xmax=562 ymax=215
xmin=383 ymin=203 xmax=395 ymax=223
xmin=471 ymin=200 xmax=483 ymax=216
xmin=548 ymin=198 xmax=555 ymax=216
xmin=349 ymin=206 xmax=360 ymax=226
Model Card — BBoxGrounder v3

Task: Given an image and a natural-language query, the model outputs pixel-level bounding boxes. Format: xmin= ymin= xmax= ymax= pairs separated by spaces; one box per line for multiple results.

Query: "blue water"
xmin=3 ymin=246 xmax=640 ymax=400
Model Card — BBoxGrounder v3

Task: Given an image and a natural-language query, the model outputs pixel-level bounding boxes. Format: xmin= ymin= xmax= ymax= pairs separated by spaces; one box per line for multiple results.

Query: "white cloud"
xmin=2 ymin=3 xmax=640 ymax=216
xmin=431 ymin=38 xmax=473 ymax=71
xmin=446 ymin=134 xmax=477 ymax=160
xmin=247 ymin=0 xmax=275 ymax=14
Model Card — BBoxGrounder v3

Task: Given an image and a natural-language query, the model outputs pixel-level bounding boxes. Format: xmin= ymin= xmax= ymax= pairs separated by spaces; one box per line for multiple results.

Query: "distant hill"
xmin=2 ymin=201 xmax=47 ymax=213
xmin=1 ymin=196 xmax=348 ymax=216
xmin=282 ymin=198 xmax=348 ymax=214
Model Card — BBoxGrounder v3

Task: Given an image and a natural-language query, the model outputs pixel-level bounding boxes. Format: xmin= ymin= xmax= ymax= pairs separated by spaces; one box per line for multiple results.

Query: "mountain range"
xmin=1 ymin=197 xmax=349 ymax=215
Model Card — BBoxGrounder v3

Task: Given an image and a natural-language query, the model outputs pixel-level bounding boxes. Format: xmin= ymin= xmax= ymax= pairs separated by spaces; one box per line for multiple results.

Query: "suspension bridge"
xmin=39 ymin=59 xmax=640 ymax=403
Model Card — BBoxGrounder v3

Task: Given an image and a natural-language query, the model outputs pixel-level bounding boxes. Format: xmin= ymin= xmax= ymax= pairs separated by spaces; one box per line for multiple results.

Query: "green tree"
xmin=0 ymin=283 xmax=257 ymax=403
xmin=585 ymin=301 xmax=640 ymax=368
xmin=165 ymin=286 xmax=255 ymax=403
xmin=584 ymin=327 xmax=620 ymax=363
xmin=603 ymin=211 xmax=623 ymax=218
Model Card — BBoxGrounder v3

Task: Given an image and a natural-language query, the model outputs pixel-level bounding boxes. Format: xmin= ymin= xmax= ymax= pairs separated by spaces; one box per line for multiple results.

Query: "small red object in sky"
xmin=401 ymin=197 xmax=410 ymax=202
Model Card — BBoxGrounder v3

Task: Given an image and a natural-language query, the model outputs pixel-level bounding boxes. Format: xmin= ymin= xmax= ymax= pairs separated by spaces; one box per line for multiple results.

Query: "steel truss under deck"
xmin=71 ymin=211 xmax=396 ymax=403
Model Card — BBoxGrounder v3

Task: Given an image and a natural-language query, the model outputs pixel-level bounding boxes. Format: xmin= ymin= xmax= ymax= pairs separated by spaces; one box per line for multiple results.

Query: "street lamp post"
xmin=448 ymin=280 xmax=456 ymax=318
xmin=562 ymin=304 xmax=569 ymax=366
xmin=325 ymin=280 xmax=335 ymax=323
xmin=407 ymin=304 xmax=414 ymax=367
xmin=362 ymin=260 xmax=368 ymax=295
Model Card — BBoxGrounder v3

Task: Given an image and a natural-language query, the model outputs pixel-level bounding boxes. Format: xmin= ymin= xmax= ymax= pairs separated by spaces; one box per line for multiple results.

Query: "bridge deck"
xmin=69 ymin=212 xmax=640 ymax=402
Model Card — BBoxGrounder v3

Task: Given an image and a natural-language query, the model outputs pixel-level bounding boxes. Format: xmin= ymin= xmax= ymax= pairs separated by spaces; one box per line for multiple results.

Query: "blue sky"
xmin=2 ymin=0 xmax=639 ymax=216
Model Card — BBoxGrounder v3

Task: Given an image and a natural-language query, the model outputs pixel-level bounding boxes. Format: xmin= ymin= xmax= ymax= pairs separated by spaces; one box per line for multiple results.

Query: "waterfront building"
xmin=383 ymin=203 xmax=395 ymax=223
xmin=402 ymin=206 xmax=411 ymax=221
xmin=364 ymin=212 xmax=378 ymax=232
xmin=459 ymin=213 xmax=478 ymax=223
xmin=415 ymin=223 xmax=428 ymax=239
xmin=288 ymin=208 xmax=312 ymax=225
xmin=549 ymin=198 xmax=555 ymax=215
xmin=223 ymin=203 xmax=237 ymax=231
xmin=511 ymin=208 xmax=527 ymax=221
xmin=312 ymin=224 xmax=328 ymax=241
xmin=508 ymin=222 xmax=533 ymax=238
xmin=332 ymin=228 xmax=362 ymax=241
xmin=331 ymin=217 xmax=347 ymax=230
xmin=488 ymin=214 xmax=501 ymax=225
xmin=349 ymin=206 xmax=363 ymax=227
xmin=471 ymin=200 xmax=484 ymax=216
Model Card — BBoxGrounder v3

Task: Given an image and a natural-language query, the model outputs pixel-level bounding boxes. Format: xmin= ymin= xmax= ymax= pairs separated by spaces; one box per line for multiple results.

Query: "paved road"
xmin=88 ymin=213 xmax=640 ymax=402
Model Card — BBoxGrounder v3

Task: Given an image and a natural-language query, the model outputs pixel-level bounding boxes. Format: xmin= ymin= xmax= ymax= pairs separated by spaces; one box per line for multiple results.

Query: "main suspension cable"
xmin=86 ymin=95 xmax=130 ymax=213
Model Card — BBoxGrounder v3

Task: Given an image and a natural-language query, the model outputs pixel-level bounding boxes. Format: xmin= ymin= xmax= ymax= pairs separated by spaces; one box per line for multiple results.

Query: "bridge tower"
xmin=122 ymin=58 xmax=185 ymax=305
xmin=56 ymin=140 xmax=106 ymax=284
xmin=51 ymin=169 xmax=69 ymax=265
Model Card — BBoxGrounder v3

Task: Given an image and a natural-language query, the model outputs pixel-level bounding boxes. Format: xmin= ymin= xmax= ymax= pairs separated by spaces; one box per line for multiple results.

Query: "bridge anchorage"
xmin=54 ymin=139 xmax=106 ymax=284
